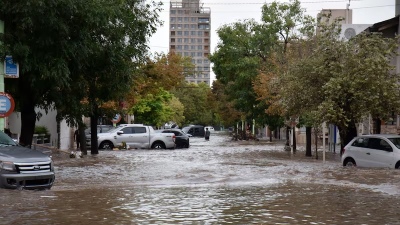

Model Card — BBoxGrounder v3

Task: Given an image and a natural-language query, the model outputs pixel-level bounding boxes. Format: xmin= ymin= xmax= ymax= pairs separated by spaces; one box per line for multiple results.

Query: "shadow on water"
xmin=1 ymin=132 xmax=400 ymax=224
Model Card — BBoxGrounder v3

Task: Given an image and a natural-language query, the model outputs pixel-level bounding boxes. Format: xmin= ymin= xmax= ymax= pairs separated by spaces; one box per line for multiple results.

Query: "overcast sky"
xmin=147 ymin=0 xmax=396 ymax=81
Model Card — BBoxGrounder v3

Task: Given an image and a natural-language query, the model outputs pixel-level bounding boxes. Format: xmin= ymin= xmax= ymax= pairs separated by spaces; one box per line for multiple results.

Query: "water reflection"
xmin=1 ymin=133 xmax=400 ymax=224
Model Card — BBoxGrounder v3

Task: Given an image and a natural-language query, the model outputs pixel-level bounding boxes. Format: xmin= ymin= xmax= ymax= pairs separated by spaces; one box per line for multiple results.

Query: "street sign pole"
xmin=0 ymin=21 xmax=5 ymax=132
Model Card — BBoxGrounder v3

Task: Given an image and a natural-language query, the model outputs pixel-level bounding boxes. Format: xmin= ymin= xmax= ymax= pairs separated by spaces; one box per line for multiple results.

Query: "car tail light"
xmin=172 ymin=134 xmax=176 ymax=143
xmin=341 ymin=147 xmax=345 ymax=155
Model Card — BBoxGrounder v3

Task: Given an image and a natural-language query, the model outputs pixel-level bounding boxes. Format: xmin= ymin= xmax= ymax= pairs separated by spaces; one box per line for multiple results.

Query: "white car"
xmin=341 ymin=134 xmax=400 ymax=169
xmin=89 ymin=124 xmax=176 ymax=150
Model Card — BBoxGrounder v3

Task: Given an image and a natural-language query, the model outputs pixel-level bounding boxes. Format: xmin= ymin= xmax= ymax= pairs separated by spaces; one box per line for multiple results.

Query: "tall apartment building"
xmin=169 ymin=0 xmax=211 ymax=85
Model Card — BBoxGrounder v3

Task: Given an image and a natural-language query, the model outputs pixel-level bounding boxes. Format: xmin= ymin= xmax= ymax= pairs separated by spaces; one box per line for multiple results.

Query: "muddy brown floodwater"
xmin=1 ymin=132 xmax=400 ymax=225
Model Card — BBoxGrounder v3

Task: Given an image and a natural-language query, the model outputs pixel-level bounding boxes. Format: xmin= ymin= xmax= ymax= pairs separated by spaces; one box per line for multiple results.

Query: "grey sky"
xmin=147 ymin=0 xmax=395 ymax=81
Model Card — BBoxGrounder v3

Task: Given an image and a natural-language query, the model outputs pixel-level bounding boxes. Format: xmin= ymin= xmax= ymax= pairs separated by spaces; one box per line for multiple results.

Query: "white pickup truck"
xmin=88 ymin=124 xmax=176 ymax=150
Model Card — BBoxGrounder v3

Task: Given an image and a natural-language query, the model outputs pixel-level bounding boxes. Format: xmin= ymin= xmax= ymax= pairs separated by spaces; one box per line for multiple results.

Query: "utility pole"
xmin=0 ymin=20 xmax=5 ymax=132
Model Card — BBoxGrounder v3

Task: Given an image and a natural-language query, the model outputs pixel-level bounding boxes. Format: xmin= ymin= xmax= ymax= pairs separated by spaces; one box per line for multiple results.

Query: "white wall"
xmin=8 ymin=108 xmax=74 ymax=150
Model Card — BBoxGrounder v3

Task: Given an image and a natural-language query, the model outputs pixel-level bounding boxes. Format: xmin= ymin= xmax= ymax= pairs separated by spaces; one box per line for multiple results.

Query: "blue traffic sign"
xmin=4 ymin=55 xmax=19 ymax=78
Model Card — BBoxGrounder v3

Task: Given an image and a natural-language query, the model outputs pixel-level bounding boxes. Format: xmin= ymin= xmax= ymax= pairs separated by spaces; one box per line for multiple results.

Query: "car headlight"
xmin=0 ymin=161 xmax=16 ymax=171
xmin=50 ymin=160 xmax=55 ymax=172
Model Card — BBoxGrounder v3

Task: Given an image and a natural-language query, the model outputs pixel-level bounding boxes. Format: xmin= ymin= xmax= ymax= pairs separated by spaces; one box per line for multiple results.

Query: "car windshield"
xmin=182 ymin=127 xmax=189 ymax=133
xmin=0 ymin=131 xmax=17 ymax=146
xmin=388 ymin=137 xmax=400 ymax=149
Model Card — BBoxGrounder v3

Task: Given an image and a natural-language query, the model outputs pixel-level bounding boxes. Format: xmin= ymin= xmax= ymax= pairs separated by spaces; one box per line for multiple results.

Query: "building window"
xmin=177 ymin=17 xmax=182 ymax=22
xmin=171 ymin=10 xmax=176 ymax=14
xmin=190 ymin=38 xmax=196 ymax=43
xmin=171 ymin=31 xmax=175 ymax=36
xmin=177 ymin=24 xmax=182 ymax=29
xmin=177 ymin=31 xmax=182 ymax=36
xmin=170 ymin=45 xmax=175 ymax=50
xmin=171 ymin=24 xmax=176 ymax=29
xmin=177 ymin=10 xmax=183 ymax=14
xmin=204 ymin=31 xmax=210 ymax=36
xmin=184 ymin=38 xmax=189 ymax=43
xmin=177 ymin=45 xmax=182 ymax=50
xmin=184 ymin=17 xmax=189 ymax=22
xmin=198 ymin=24 xmax=210 ymax=30
xmin=184 ymin=52 xmax=189 ymax=56
xmin=191 ymin=31 xmax=196 ymax=35
xmin=171 ymin=38 xmax=175 ymax=43
xmin=184 ymin=24 xmax=189 ymax=29
xmin=198 ymin=17 xmax=210 ymax=23
xmin=191 ymin=24 xmax=196 ymax=29
xmin=197 ymin=31 xmax=203 ymax=36
xmin=191 ymin=17 xmax=197 ymax=22
xmin=197 ymin=45 xmax=203 ymax=50
xmin=184 ymin=45 xmax=189 ymax=50
xmin=170 ymin=17 xmax=176 ymax=22
xmin=204 ymin=38 xmax=209 ymax=43
xmin=197 ymin=38 xmax=202 ymax=43
xmin=184 ymin=31 xmax=189 ymax=36
xmin=197 ymin=59 xmax=202 ymax=63
xmin=191 ymin=52 xmax=196 ymax=57
xmin=204 ymin=45 xmax=209 ymax=51
xmin=191 ymin=46 xmax=196 ymax=50
xmin=177 ymin=38 xmax=182 ymax=43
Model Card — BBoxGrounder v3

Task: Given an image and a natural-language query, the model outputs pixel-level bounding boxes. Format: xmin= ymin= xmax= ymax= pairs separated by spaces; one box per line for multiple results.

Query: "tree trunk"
xmin=285 ymin=126 xmax=290 ymax=146
xmin=305 ymin=126 xmax=312 ymax=157
xmin=292 ymin=126 xmax=296 ymax=153
xmin=18 ymin=75 xmax=36 ymax=148
xmin=339 ymin=121 xmax=358 ymax=156
xmin=314 ymin=131 xmax=318 ymax=160
xmin=56 ymin=114 xmax=61 ymax=149
xmin=373 ymin=118 xmax=381 ymax=134
xmin=269 ymin=132 xmax=273 ymax=142
xmin=78 ymin=124 xmax=87 ymax=155
xmin=90 ymin=116 xmax=99 ymax=154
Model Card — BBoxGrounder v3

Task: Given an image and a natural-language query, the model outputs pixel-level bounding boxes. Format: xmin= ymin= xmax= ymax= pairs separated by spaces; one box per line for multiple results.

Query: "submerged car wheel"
xmin=152 ymin=142 xmax=165 ymax=149
xmin=343 ymin=158 xmax=356 ymax=167
xmin=100 ymin=141 xmax=114 ymax=150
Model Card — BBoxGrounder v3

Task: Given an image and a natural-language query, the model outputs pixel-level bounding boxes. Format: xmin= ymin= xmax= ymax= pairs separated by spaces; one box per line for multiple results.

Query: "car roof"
xmin=358 ymin=134 xmax=400 ymax=138
xmin=162 ymin=128 xmax=182 ymax=132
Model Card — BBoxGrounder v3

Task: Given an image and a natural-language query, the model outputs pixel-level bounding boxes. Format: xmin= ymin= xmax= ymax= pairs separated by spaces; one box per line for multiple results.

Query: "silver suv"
xmin=0 ymin=131 xmax=55 ymax=189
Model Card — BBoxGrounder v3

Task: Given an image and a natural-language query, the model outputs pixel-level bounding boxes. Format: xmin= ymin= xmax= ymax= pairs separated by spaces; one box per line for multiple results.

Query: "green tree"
xmin=0 ymin=1 xmax=161 ymax=153
xmin=279 ymin=19 xmax=400 ymax=149
xmin=130 ymin=88 xmax=175 ymax=127
xmin=172 ymin=83 xmax=213 ymax=126
xmin=210 ymin=20 xmax=264 ymax=123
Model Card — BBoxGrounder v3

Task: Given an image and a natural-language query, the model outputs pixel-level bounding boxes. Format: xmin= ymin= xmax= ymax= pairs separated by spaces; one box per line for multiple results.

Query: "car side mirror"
xmin=117 ymin=131 xmax=124 ymax=135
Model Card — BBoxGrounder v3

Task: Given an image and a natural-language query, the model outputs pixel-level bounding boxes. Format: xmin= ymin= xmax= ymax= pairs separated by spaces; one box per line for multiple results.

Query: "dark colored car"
xmin=182 ymin=125 xmax=205 ymax=137
xmin=160 ymin=129 xmax=190 ymax=148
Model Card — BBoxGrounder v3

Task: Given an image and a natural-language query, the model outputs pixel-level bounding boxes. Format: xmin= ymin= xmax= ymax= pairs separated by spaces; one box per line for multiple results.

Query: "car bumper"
xmin=0 ymin=172 xmax=55 ymax=189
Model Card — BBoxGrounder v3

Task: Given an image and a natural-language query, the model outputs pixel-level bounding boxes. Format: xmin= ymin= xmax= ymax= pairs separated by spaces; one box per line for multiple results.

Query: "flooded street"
xmin=2 ymin=132 xmax=400 ymax=225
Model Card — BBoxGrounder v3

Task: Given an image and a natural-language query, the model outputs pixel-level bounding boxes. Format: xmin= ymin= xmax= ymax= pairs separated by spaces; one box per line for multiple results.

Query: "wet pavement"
xmin=1 ymin=132 xmax=400 ymax=225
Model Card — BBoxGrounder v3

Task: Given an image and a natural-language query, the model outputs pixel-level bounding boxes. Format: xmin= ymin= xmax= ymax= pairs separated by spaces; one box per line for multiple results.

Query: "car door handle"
xmin=366 ymin=153 xmax=370 ymax=155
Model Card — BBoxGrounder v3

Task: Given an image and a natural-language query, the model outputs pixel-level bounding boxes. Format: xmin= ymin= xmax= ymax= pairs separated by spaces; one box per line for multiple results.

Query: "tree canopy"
xmin=0 ymin=0 xmax=162 ymax=151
